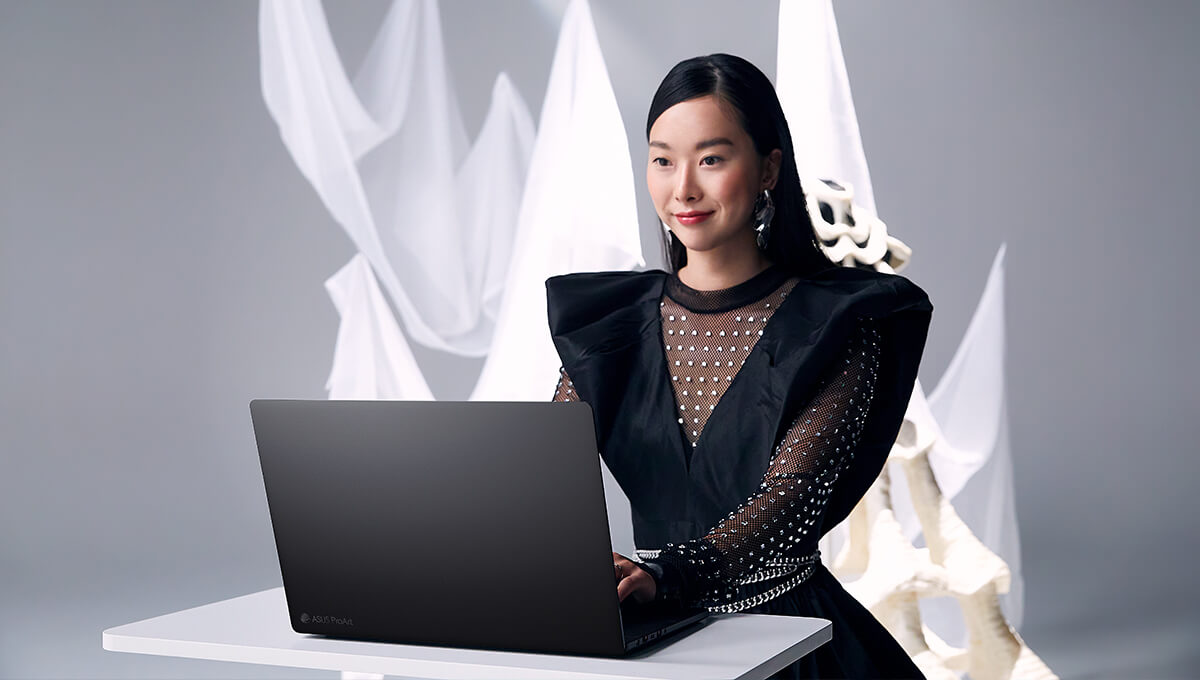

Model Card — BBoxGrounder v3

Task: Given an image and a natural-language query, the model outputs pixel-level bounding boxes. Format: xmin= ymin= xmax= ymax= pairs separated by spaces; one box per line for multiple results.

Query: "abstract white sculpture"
xmin=805 ymin=182 xmax=1056 ymax=680
xmin=806 ymin=177 xmax=911 ymax=273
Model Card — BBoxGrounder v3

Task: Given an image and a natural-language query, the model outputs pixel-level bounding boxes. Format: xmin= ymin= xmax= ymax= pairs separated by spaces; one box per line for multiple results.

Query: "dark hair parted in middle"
xmin=646 ymin=53 xmax=832 ymax=276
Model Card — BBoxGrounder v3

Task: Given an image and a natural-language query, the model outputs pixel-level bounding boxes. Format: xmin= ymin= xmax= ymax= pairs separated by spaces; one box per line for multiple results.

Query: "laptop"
xmin=250 ymin=399 xmax=710 ymax=657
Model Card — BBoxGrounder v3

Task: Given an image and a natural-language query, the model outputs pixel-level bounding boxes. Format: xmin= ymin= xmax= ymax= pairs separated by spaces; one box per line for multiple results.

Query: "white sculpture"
xmin=805 ymin=180 xmax=1056 ymax=680
xmin=806 ymin=177 xmax=911 ymax=273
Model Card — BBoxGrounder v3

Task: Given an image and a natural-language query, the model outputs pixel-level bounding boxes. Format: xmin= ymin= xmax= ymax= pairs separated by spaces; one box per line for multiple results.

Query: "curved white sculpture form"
xmin=806 ymin=177 xmax=911 ymax=273
xmin=804 ymin=187 xmax=1055 ymax=679
xmin=840 ymin=466 xmax=960 ymax=680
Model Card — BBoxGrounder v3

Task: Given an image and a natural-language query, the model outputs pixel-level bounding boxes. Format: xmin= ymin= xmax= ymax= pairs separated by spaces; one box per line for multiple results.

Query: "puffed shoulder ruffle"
xmin=546 ymin=266 xmax=931 ymax=358
xmin=545 ymin=270 xmax=665 ymax=332
xmin=545 ymin=270 xmax=669 ymax=359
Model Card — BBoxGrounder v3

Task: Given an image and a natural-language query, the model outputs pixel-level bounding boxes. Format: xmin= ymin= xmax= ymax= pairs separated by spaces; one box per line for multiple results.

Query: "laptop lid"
xmin=251 ymin=399 xmax=635 ymax=656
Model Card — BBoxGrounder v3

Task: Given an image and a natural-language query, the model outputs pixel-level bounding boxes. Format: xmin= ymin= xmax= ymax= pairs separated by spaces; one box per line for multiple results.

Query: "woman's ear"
xmin=762 ymin=149 xmax=783 ymax=190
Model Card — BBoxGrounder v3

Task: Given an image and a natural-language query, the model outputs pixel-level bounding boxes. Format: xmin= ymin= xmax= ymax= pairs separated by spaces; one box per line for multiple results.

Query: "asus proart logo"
xmin=300 ymin=612 xmax=354 ymax=626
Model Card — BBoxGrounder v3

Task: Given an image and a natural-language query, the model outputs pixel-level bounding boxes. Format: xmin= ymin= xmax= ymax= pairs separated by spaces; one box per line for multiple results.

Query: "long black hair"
xmin=646 ymin=53 xmax=832 ymax=276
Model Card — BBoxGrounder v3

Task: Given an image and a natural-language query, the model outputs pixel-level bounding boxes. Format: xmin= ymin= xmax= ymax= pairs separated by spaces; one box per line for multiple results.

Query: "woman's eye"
xmin=652 ymin=157 xmax=670 ymax=167
xmin=700 ymin=156 xmax=722 ymax=166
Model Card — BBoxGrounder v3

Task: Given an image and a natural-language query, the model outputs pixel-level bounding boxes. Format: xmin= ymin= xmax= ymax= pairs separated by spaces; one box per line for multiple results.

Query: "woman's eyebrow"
xmin=648 ymin=137 xmax=734 ymax=151
xmin=695 ymin=137 xmax=733 ymax=150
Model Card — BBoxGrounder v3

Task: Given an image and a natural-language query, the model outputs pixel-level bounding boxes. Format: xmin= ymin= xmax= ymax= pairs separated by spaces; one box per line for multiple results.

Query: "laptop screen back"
xmin=251 ymin=399 xmax=627 ymax=656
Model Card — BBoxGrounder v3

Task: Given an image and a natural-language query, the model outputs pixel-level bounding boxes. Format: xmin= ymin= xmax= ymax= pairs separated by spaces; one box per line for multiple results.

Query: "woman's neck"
xmin=676 ymin=240 xmax=773 ymax=291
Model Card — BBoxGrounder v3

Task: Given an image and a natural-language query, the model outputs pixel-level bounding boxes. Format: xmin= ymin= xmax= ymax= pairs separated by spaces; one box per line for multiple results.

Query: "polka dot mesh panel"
xmin=659 ymin=278 xmax=799 ymax=447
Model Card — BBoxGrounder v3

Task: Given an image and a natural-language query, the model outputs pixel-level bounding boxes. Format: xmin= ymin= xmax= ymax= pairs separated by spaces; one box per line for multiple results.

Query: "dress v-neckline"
xmin=652 ymin=272 xmax=799 ymax=471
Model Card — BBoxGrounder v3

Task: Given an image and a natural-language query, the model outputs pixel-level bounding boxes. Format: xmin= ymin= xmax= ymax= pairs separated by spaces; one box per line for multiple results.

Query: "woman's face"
xmin=647 ymin=95 xmax=779 ymax=257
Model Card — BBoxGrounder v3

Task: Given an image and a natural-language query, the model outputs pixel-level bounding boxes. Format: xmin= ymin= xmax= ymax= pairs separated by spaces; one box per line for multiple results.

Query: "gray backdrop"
xmin=2 ymin=1 xmax=1197 ymax=678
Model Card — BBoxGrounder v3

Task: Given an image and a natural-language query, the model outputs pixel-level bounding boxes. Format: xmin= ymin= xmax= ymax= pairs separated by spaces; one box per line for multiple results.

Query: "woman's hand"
xmin=613 ymin=551 xmax=657 ymax=604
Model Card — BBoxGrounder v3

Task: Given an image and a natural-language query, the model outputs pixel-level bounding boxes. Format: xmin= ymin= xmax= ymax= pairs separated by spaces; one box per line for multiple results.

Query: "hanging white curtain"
xmin=469 ymin=0 xmax=644 ymax=403
xmin=262 ymin=0 xmax=510 ymax=356
xmin=260 ymin=0 xmax=642 ymax=399
xmin=776 ymin=0 xmax=876 ymax=217
xmin=260 ymin=0 xmax=642 ymax=552
xmin=325 ymin=253 xmax=434 ymax=400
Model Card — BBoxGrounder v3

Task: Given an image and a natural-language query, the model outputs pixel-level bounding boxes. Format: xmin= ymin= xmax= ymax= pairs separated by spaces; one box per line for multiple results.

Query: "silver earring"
xmin=754 ymin=189 xmax=775 ymax=249
xmin=661 ymin=219 xmax=672 ymax=236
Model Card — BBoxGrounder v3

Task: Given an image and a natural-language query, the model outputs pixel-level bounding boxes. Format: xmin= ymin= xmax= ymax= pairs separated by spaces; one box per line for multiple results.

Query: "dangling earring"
xmin=754 ymin=189 xmax=775 ymax=250
xmin=661 ymin=219 xmax=672 ymax=237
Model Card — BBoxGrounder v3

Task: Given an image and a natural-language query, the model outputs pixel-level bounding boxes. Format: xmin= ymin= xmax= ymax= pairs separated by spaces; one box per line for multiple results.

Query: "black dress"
xmin=546 ymin=264 xmax=932 ymax=679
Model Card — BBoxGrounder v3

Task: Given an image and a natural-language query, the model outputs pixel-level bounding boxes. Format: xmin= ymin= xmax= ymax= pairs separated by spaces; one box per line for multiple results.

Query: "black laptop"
xmin=250 ymin=399 xmax=710 ymax=656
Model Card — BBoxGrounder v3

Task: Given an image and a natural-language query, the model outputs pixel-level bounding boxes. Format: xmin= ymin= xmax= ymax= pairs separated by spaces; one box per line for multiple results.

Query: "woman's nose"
xmin=674 ymin=166 xmax=701 ymax=203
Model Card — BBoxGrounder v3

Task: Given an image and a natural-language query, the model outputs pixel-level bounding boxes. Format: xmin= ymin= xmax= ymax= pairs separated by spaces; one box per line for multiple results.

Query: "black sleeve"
xmin=643 ymin=318 xmax=883 ymax=609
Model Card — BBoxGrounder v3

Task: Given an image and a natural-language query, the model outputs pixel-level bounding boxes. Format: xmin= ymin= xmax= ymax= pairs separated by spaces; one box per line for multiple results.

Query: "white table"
xmin=103 ymin=588 xmax=831 ymax=679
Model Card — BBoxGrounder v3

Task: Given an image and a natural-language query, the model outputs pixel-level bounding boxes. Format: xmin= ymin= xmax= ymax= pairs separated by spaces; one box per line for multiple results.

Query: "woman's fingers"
xmin=616 ymin=567 xmax=656 ymax=604
xmin=617 ymin=574 xmax=636 ymax=602
xmin=613 ymin=552 xmax=631 ymax=583
xmin=612 ymin=552 xmax=656 ymax=603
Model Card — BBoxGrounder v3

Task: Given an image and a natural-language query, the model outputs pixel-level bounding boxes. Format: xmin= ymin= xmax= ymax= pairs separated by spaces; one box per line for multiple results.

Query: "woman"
xmin=547 ymin=54 xmax=931 ymax=679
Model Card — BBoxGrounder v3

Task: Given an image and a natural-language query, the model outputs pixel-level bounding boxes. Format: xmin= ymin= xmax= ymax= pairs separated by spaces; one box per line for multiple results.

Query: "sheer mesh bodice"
xmin=552 ymin=264 xmax=883 ymax=610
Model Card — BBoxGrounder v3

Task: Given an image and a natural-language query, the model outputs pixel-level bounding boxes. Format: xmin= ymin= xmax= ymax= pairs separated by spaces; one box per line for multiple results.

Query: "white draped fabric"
xmin=260 ymin=0 xmax=642 ymax=553
xmin=325 ymin=254 xmax=434 ymax=401
xmin=777 ymin=0 xmax=1024 ymax=645
xmin=776 ymin=0 xmax=876 ymax=217
xmin=260 ymin=0 xmax=642 ymax=402
xmin=262 ymin=0 xmax=524 ymax=357
xmin=468 ymin=0 xmax=644 ymax=402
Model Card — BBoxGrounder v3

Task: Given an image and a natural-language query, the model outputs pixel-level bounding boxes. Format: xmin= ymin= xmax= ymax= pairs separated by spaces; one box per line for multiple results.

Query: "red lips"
xmin=675 ymin=210 xmax=714 ymax=225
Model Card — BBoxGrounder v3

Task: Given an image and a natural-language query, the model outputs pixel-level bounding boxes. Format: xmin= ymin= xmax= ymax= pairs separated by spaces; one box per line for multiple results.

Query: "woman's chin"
xmin=673 ymin=237 xmax=714 ymax=253
xmin=672 ymin=232 xmax=741 ymax=255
